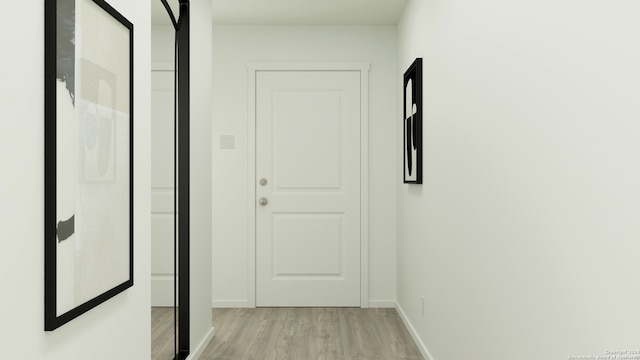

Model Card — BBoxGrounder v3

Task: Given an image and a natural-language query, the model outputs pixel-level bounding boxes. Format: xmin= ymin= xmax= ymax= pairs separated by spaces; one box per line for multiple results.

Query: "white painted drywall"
xmin=210 ymin=0 xmax=408 ymax=25
xmin=211 ymin=26 xmax=398 ymax=307
xmin=0 ymin=0 xmax=151 ymax=358
xmin=188 ymin=0 xmax=214 ymax=354
xmin=396 ymin=0 xmax=640 ymax=359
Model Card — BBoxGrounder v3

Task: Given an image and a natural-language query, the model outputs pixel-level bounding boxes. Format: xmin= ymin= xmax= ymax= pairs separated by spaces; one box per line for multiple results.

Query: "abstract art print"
xmin=44 ymin=0 xmax=133 ymax=331
xmin=403 ymin=58 xmax=422 ymax=184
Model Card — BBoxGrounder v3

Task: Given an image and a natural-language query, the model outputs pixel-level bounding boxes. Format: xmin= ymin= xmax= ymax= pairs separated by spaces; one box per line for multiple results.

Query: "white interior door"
xmin=256 ymin=70 xmax=362 ymax=307
xmin=151 ymin=70 xmax=175 ymax=307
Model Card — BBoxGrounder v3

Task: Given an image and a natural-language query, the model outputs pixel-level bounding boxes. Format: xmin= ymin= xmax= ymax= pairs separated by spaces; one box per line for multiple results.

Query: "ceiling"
xmin=152 ymin=0 xmax=408 ymax=26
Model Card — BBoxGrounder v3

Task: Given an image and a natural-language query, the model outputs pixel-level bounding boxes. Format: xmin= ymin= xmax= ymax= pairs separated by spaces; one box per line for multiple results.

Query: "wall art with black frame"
xmin=44 ymin=0 xmax=134 ymax=331
xmin=403 ymin=58 xmax=423 ymax=184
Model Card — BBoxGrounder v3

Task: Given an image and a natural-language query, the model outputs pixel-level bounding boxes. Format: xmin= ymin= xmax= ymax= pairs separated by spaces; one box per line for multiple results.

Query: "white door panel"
xmin=151 ymin=71 xmax=175 ymax=307
xmin=151 ymin=72 xmax=175 ymax=189
xmin=256 ymin=70 xmax=361 ymax=307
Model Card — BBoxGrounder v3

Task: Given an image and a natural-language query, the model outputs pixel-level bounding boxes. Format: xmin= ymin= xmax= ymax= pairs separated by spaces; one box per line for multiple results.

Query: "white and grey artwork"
xmin=45 ymin=0 xmax=133 ymax=331
xmin=403 ymin=58 xmax=422 ymax=184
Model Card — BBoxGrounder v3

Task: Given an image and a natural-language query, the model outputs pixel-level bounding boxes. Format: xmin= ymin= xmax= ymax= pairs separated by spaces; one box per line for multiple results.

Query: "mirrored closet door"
xmin=151 ymin=1 xmax=190 ymax=359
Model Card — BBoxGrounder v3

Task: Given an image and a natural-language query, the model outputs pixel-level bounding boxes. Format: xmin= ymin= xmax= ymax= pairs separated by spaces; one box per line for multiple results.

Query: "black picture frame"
xmin=403 ymin=58 xmax=423 ymax=184
xmin=44 ymin=0 xmax=134 ymax=331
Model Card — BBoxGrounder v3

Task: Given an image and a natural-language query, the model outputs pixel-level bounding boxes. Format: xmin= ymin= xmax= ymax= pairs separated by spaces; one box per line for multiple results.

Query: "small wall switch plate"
xmin=220 ymin=135 xmax=235 ymax=149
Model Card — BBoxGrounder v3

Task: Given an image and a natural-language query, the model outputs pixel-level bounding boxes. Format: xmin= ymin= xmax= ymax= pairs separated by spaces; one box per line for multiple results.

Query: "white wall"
xmin=396 ymin=1 xmax=640 ymax=359
xmin=0 ymin=0 xmax=151 ymax=358
xmin=211 ymin=25 xmax=398 ymax=307
xmin=188 ymin=0 xmax=214 ymax=355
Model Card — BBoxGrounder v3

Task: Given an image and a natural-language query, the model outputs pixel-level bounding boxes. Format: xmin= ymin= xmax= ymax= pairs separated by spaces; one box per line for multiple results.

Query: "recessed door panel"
xmin=272 ymin=213 xmax=343 ymax=277
xmin=272 ymin=91 xmax=342 ymax=190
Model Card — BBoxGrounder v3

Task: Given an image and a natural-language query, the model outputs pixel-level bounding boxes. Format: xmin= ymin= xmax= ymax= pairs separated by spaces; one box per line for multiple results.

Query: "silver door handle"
xmin=258 ymin=197 xmax=268 ymax=206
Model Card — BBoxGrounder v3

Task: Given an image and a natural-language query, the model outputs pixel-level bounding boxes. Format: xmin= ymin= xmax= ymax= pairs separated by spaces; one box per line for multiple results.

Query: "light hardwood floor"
xmin=200 ymin=308 xmax=424 ymax=360
xmin=151 ymin=307 xmax=176 ymax=360
xmin=151 ymin=307 xmax=424 ymax=360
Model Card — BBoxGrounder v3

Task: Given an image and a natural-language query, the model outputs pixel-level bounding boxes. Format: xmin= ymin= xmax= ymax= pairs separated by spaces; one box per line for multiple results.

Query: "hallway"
xmin=202 ymin=308 xmax=423 ymax=360
xmin=151 ymin=308 xmax=424 ymax=360
xmin=3 ymin=1 xmax=640 ymax=359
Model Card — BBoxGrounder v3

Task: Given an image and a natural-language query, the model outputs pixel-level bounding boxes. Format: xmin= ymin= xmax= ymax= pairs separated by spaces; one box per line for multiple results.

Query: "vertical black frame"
xmin=403 ymin=58 xmax=423 ymax=184
xmin=176 ymin=1 xmax=190 ymax=358
xmin=158 ymin=0 xmax=190 ymax=358
xmin=44 ymin=0 xmax=134 ymax=331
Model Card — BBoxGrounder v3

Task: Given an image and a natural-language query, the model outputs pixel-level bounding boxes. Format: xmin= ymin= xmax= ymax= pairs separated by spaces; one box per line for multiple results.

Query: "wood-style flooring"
xmin=151 ymin=307 xmax=423 ymax=360
xmin=201 ymin=308 xmax=424 ymax=360
xmin=151 ymin=307 xmax=176 ymax=360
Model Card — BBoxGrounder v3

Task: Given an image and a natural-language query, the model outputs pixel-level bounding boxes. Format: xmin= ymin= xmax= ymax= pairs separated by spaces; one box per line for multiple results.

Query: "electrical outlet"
xmin=421 ymin=296 xmax=425 ymax=318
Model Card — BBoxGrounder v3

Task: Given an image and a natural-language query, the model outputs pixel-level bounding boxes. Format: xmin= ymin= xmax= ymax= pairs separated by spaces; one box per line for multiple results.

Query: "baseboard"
xmin=185 ymin=326 xmax=215 ymax=360
xmin=395 ymin=302 xmax=435 ymax=360
xmin=213 ymin=299 xmax=395 ymax=308
xmin=212 ymin=300 xmax=250 ymax=308
xmin=368 ymin=300 xmax=396 ymax=308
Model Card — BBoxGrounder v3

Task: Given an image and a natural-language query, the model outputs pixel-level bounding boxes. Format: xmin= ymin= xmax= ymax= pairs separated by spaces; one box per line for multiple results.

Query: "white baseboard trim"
xmin=213 ymin=300 xmax=396 ymax=308
xmin=368 ymin=300 xmax=397 ymax=308
xmin=395 ymin=302 xmax=435 ymax=360
xmin=212 ymin=300 xmax=250 ymax=308
xmin=186 ymin=326 xmax=215 ymax=360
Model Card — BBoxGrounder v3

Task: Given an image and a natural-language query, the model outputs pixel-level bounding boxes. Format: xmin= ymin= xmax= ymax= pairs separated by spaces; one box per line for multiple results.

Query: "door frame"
xmin=246 ymin=62 xmax=370 ymax=308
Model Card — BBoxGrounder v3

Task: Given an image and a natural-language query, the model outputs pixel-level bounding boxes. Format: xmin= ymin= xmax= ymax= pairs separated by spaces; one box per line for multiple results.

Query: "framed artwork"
xmin=403 ymin=58 xmax=423 ymax=184
xmin=44 ymin=0 xmax=134 ymax=331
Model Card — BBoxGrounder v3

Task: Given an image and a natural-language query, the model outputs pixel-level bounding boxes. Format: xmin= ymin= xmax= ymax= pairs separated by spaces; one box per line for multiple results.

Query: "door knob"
xmin=258 ymin=197 xmax=268 ymax=206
